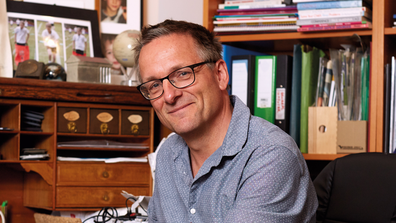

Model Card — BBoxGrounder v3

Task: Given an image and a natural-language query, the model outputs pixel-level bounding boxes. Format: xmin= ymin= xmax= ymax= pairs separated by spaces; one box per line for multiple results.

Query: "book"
xmin=297 ymin=0 xmax=363 ymax=10
xmin=384 ymin=63 xmax=391 ymax=154
xmin=231 ymin=55 xmax=257 ymax=113
xmin=289 ymin=44 xmax=302 ymax=147
xmin=213 ymin=18 xmax=297 ymax=25
xmin=218 ymin=5 xmax=297 ymax=13
xmin=275 ymin=55 xmax=293 ymax=133
xmin=219 ymin=1 xmax=283 ymax=9
xmin=296 ymin=15 xmax=369 ymax=26
xmin=254 ymin=55 xmax=277 ymax=123
xmin=389 ymin=57 xmax=395 ymax=153
xmin=300 ymin=21 xmax=367 ymax=28
xmin=297 ymin=22 xmax=371 ymax=32
xmin=214 ymin=25 xmax=299 ymax=33
xmin=298 ymin=7 xmax=371 ymax=20
xmin=300 ymin=46 xmax=325 ymax=153
xmin=224 ymin=0 xmax=283 ymax=4
xmin=293 ymin=0 xmax=371 ymax=3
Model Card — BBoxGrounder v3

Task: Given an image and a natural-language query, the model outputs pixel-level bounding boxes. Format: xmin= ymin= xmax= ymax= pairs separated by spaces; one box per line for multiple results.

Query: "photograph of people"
xmin=101 ymin=0 xmax=127 ymax=24
xmin=37 ymin=21 xmax=64 ymax=65
xmin=64 ymin=24 xmax=91 ymax=60
xmin=8 ymin=17 xmax=35 ymax=69
xmin=101 ymin=33 xmax=121 ymax=75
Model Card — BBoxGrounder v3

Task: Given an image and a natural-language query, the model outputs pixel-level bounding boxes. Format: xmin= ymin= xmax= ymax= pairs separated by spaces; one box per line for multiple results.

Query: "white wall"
xmin=24 ymin=0 xmax=203 ymax=26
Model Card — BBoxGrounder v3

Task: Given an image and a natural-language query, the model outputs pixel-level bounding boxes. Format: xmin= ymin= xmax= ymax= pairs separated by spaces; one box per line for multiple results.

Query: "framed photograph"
xmin=95 ymin=0 xmax=142 ymax=77
xmin=95 ymin=0 xmax=142 ymax=34
xmin=6 ymin=1 xmax=102 ymax=70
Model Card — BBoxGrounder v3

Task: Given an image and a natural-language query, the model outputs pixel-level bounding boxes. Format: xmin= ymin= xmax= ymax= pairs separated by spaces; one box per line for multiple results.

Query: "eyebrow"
xmin=141 ymin=62 xmax=194 ymax=83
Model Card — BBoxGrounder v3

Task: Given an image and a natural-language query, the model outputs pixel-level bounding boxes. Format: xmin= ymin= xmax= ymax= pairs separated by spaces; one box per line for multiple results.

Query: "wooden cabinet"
xmin=203 ymin=0 xmax=394 ymax=160
xmin=0 ymin=77 xmax=153 ymax=222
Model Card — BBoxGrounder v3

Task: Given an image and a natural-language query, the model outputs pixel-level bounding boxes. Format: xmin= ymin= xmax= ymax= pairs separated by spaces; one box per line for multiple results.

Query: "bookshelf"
xmin=203 ymin=0 xmax=394 ymax=158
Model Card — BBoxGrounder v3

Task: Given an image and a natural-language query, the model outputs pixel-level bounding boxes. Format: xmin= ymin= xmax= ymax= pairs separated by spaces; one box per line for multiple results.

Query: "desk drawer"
xmin=56 ymin=186 xmax=149 ymax=208
xmin=57 ymin=162 xmax=150 ymax=186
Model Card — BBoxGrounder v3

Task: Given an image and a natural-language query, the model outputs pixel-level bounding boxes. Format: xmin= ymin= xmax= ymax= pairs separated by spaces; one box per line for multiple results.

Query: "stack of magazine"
xmin=21 ymin=110 xmax=44 ymax=132
xmin=213 ymin=0 xmax=299 ymax=34
xmin=20 ymin=148 xmax=49 ymax=160
xmin=296 ymin=0 xmax=372 ymax=32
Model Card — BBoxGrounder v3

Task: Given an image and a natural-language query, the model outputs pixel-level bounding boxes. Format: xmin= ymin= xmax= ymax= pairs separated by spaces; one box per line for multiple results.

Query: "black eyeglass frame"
xmin=137 ymin=61 xmax=217 ymax=100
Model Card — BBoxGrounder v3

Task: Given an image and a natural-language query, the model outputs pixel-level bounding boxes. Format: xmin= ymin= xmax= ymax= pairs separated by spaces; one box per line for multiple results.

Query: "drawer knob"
xmin=100 ymin=123 xmax=110 ymax=134
xmin=102 ymin=171 xmax=109 ymax=178
xmin=103 ymin=194 xmax=109 ymax=201
xmin=131 ymin=124 xmax=140 ymax=135
xmin=67 ymin=121 xmax=77 ymax=133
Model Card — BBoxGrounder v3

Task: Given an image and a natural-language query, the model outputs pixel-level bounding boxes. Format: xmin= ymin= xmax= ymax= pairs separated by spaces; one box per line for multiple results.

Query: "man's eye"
xmin=149 ymin=82 xmax=160 ymax=91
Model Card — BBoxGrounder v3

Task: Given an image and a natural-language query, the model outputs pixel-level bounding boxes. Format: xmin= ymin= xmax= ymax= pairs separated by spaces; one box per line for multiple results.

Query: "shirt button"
xmin=190 ymin=208 xmax=196 ymax=214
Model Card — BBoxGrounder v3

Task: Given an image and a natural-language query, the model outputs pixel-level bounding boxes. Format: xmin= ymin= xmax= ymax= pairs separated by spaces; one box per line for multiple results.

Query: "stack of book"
xmin=295 ymin=0 xmax=372 ymax=32
xmin=21 ymin=110 xmax=44 ymax=132
xmin=20 ymin=148 xmax=49 ymax=160
xmin=213 ymin=0 xmax=299 ymax=34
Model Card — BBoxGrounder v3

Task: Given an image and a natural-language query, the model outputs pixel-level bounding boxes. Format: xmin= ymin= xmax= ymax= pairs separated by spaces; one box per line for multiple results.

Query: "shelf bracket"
xmin=21 ymin=163 xmax=53 ymax=186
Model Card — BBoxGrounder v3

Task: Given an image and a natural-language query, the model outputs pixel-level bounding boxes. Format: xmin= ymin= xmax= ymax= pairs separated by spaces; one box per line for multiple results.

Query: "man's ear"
xmin=215 ymin=59 xmax=229 ymax=91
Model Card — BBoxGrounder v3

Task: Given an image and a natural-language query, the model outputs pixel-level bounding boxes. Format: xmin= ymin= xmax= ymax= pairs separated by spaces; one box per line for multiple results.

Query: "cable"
xmin=126 ymin=196 xmax=147 ymax=214
xmin=82 ymin=207 xmax=119 ymax=223
xmin=0 ymin=210 xmax=5 ymax=223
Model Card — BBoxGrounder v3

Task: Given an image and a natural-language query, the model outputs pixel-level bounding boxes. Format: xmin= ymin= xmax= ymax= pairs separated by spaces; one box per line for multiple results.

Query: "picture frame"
xmin=6 ymin=1 xmax=103 ymax=71
xmin=95 ymin=0 xmax=142 ymax=34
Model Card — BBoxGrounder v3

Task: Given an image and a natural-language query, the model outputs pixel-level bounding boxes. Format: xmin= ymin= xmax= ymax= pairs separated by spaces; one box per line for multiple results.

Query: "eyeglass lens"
xmin=140 ymin=66 xmax=195 ymax=99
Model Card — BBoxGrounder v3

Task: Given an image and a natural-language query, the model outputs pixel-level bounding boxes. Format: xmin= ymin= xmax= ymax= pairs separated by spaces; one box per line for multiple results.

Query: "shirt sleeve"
xmin=224 ymin=146 xmax=317 ymax=223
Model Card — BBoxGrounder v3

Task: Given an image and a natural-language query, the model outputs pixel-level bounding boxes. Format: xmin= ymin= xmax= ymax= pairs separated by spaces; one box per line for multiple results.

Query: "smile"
xmin=168 ymin=103 xmax=193 ymax=114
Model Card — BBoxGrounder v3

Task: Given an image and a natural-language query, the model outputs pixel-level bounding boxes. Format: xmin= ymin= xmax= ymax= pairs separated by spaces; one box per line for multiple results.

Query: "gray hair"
xmin=134 ymin=19 xmax=223 ymax=83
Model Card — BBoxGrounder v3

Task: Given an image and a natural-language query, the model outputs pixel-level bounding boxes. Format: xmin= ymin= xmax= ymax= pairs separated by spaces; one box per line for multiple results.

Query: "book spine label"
xmin=297 ymin=23 xmax=370 ymax=32
xmin=276 ymin=88 xmax=286 ymax=120
xmin=297 ymin=1 xmax=362 ymax=10
xmin=296 ymin=16 xmax=365 ymax=25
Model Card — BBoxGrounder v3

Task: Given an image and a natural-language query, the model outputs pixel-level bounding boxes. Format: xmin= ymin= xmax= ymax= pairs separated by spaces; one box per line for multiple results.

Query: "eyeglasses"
xmin=137 ymin=61 xmax=216 ymax=100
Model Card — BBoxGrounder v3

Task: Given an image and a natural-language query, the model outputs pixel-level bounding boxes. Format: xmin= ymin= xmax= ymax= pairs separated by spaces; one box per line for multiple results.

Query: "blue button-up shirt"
xmin=148 ymin=96 xmax=318 ymax=222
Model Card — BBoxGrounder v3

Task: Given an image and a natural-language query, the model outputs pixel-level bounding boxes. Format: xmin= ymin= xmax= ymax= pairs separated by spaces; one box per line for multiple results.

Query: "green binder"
xmin=300 ymin=46 xmax=325 ymax=154
xmin=254 ymin=55 xmax=277 ymax=123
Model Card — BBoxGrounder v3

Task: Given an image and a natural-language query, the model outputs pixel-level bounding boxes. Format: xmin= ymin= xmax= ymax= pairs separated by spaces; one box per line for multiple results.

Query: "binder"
xmin=231 ymin=55 xmax=256 ymax=112
xmin=275 ymin=55 xmax=293 ymax=133
xmin=300 ymin=46 xmax=325 ymax=153
xmin=289 ymin=44 xmax=302 ymax=147
xmin=254 ymin=55 xmax=277 ymax=123
xmin=222 ymin=44 xmax=264 ymax=94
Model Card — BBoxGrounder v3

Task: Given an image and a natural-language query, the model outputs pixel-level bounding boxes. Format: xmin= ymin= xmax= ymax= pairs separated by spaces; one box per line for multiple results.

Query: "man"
xmin=14 ymin=20 xmax=30 ymax=66
xmin=72 ymin=27 xmax=87 ymax=56
xmin=135 ymin=20 xmax=318 ymax=222
xmin=42 ymin=22 xmax=59 ymax=63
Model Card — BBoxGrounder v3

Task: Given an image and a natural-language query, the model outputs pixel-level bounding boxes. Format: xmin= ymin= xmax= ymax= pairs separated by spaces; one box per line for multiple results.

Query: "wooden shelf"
xmin=218 ymin=30 xmax=372 ymax=42
xmin=57 ymin=146 xmax=149 ymax=152
xmin=57 ymin=132 xmax=150 ymax=138
xmin=303 ymin=153 xmax=348 ymax=161
xmin=385 ymin=27 xmax=396 ymax=35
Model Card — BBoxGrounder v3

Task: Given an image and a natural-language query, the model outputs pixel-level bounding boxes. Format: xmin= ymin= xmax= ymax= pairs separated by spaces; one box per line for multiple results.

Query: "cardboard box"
xmin=308 ymin=107 xmax=367 ymax=154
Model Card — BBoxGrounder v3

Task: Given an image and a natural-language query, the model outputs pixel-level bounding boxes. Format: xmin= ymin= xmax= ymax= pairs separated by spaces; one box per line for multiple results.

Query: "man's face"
xmin=20 ymin=21 xmax=24 ymax=28
xmin=139 ymin=34 xmax=223 ymax=136
xmin=106 ymin=0 xmax=121 ymax=12
xmin=46 ymin=24 xmax=51 ymax=32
